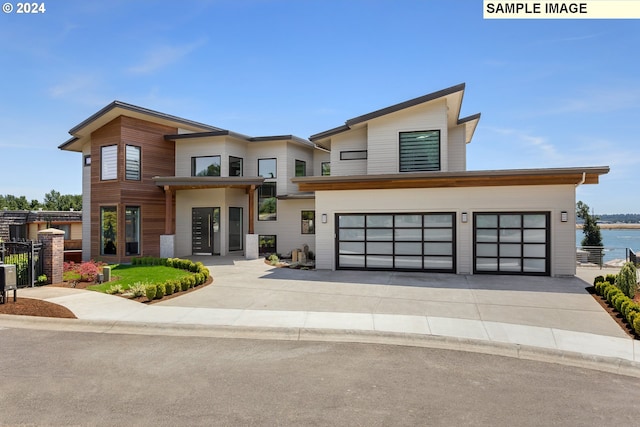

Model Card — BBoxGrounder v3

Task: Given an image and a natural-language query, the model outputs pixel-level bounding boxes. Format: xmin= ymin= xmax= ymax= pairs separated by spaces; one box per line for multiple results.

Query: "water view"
xmin=576 ymin=228 xmax=640 ymax=262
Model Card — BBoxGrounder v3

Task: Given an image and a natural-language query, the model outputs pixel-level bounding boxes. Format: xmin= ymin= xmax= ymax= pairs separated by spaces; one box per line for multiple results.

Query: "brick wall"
xmin=38 ymin=229 xmax=65 ymax=284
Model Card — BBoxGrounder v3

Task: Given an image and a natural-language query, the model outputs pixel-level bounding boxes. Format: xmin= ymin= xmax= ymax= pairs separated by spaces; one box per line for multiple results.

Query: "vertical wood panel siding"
xmin=90 ymin=116 xmax=176 ymax=262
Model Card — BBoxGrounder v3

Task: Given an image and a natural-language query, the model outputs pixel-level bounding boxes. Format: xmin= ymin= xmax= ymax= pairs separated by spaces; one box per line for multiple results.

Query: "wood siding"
xmin=90 ymin=116 xmax=176 ymax=262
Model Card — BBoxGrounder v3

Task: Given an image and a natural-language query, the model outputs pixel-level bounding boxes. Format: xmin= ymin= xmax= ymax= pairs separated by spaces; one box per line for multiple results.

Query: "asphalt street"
xmin=1 ymin=327 xmax=639 ymax=426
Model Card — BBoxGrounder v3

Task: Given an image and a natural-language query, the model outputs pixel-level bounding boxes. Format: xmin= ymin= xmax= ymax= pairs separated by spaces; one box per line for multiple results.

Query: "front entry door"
xmin=192 ymin=207 xmax=220 ymax=255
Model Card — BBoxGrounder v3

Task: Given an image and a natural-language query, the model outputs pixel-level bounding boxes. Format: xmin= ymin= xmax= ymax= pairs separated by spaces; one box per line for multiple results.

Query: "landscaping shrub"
xmin=181 ymin=277 xmax=190 ymax=291
xmin=164 ymin=280 xmax=174 ymax=295
xmin=605 ymin=273 xmax=617 ymax=285
xmin=155 ymin=283 xmax=165 ymax=299
xmin=129 ymin=282 xmax=147 ymax=298
xmin=634 ymin=316 xmax=640 ymax=336
xmin=593 ymin=275 xmax=605 ymax=286
xmin=106 ymin=284 xmax=124 ymax=295
xmin=617 ymin=262 xmax=637 ymax=299
xmin=145 ymin=284 xmax=157 ymax=300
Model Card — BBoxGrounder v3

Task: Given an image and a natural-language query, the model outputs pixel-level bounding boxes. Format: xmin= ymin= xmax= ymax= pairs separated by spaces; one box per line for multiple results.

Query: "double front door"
xmin=192 ymin=207 xmax=243 ymax=255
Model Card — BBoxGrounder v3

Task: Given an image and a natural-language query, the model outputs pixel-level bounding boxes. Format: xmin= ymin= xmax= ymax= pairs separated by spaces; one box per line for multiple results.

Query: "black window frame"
xmin=301 ymin=210 xmax=315 ymax=234
xmin=259 ymin=235 xmax=277 ymax=255
xmin=192 ymin=155 xmax=221 ymax=177
xmin=125 ymin=145 xmax=141 ymax=181
xmin=321 ymin=162 xmax=330 ymax=176
xmin=229 ymin=156 xmax=243 ymax=177
xmin=340 ymin=150 xmax=367 ymax=160
xmin=399 ymin=130 xmax=441 ymax=172
xmin=295 ymin=159 xmax=306 ymax=177
xmin=258 ymin=182 xmax=277 ymax=221
xmin=258 ymin=158 xmax=277 ymax=178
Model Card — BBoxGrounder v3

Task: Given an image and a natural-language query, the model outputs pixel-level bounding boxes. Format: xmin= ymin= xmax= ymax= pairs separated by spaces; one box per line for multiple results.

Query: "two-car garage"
xmin=335 ymin=211 xmax=551 ymax=276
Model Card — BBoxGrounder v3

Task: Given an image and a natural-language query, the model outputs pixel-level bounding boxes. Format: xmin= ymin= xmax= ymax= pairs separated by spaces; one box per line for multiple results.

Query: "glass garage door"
xmin=474 ymin=212 xmax=550 ymax=276
xmin=336 ymin=213 xmax=455 ymax=272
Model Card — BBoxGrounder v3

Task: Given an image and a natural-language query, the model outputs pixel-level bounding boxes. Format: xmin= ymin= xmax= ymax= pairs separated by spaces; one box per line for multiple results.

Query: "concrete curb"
xmin=2 ymin=314 xmax=639 ymax=378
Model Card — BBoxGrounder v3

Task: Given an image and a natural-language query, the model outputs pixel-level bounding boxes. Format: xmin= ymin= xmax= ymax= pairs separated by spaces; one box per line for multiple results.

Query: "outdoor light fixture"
xmin=561 ymin=211 xmax=568 ymax=222
xmin=321 ymin=213 xmax=327 ymax=223
xmin=461 ymin=212 xmax=468 ymax=223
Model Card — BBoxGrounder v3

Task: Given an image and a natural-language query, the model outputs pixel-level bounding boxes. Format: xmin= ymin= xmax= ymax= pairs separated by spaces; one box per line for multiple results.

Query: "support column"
xmin=38 ymin=228 xmax=65 ymax=285
xmin=164 ymin=186 xmax=174 ymax=235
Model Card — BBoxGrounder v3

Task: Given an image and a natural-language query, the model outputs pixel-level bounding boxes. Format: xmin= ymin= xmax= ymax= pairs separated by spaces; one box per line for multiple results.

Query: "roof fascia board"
xmin=68 ymin=101 xmax=221 ymax=137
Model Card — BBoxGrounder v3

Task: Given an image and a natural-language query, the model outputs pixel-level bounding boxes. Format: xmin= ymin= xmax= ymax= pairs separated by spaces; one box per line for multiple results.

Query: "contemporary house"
xmin=59 ymin=83 xmax=608 ymax=276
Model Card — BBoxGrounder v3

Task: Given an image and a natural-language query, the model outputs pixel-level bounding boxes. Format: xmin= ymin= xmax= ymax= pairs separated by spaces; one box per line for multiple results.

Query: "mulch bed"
xmin=0 ymin=297 xmax=76 ymax=319
xmin=586 ymin=286 xmax=639 ymax=339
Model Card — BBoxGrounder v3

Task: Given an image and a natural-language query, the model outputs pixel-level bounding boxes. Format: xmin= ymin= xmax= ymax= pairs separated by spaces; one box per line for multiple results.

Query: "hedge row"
xmin=594 ymin=278 xmax=640 ymax=336
xmin=131 ymin=256 xmax=211 ymax=301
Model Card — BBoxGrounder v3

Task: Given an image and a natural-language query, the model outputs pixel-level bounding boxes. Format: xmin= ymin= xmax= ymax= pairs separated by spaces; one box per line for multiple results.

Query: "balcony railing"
xmin=576 ymin=246 xmax=637 ymax=268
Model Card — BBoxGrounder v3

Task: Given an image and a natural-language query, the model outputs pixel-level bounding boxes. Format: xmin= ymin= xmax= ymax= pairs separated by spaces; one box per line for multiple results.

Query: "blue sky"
xmin=1 ymin=0 xmax=638 ymax=214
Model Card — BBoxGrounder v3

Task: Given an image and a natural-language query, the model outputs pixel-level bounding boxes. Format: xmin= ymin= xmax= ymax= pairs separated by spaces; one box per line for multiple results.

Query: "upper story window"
xmin=340 ymin=150 xmax=367 ymax=160
xmin=125 ymin=145 xmax=141 ymax=180
xmin=321 ymin=162 xmax=331 ymax=176
xmin=295 ymin=160 xmax=306 ymax=177
xmin=101 ymin=145 xmax=117 ymax=180
xmin=258 ymin=158 xmax=277 ymax=178
xmin=229 ymin=156 xmax=243 ymax=177
xmin=399 ymin=130 xmax=440 ymax=172
xmin=192 ymin=156 xmax=221 ymax=177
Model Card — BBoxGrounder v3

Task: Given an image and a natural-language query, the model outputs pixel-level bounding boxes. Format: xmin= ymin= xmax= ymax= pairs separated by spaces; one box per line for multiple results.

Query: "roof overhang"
xmin=310 ymin=83 xmax=480 ymax=143
xmin=291 ymin=167 xmax=609 ymax=192
xmin=59 ymin=101 xmax=221 ymax=152
xmin=153 ymin=176 xmax=264 ymax=190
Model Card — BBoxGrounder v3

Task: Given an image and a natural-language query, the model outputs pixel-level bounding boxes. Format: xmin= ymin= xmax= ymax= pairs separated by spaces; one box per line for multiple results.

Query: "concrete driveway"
xmin=159 ymin=256 xmax=627 ymax=339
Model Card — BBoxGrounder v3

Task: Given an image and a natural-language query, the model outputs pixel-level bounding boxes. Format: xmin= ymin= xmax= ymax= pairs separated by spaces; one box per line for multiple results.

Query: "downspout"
xmin=575 ymin=172 xmax=586 ymax=187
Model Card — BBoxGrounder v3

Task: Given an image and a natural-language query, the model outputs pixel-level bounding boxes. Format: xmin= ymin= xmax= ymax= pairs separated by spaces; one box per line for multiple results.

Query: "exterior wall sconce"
xmin=321 ymin=213 xmax=327 ymax=223
xmin=561 ymin=211 xmax=568 ymax=222
xmin=461 ymin=212 xmax=468 ymax=223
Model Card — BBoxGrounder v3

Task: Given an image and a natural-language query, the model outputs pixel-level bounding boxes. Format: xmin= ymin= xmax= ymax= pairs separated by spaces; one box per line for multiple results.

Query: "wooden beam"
xmin=248 ymin=185 xmax=255 ymax=234
xmin=164 ymin=186 xmax=174 ymax=235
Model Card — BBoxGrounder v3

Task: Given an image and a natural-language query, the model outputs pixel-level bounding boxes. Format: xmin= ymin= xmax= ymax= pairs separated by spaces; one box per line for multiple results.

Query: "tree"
xmin=43 ymin=190 xmax=82 ymax=211
xmin=576 ymin=201 xmax=603 ymax=247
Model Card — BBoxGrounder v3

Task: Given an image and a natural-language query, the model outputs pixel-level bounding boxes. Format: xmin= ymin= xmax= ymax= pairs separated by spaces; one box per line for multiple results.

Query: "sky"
xmin=0 ymin=0 xmax=638 ymax=214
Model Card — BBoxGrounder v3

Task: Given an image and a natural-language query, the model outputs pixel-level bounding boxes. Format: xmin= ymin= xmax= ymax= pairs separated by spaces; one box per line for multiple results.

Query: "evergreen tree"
xmin=576 ymin=201 xmax=603 ymax=247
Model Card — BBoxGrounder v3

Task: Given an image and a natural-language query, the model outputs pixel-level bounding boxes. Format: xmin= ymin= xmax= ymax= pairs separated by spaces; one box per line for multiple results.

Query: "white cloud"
xmin=127 ymin=39 xmax=207 ymax=75
xmin=485 ymin=126 xmax=561 ymax=162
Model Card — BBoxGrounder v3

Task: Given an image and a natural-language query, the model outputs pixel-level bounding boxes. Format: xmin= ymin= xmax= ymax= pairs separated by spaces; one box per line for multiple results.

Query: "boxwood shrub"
xmin=145 ymin=284 xmax=157 ymax=301
xmin=594 ymin=277 xmax=640 ymax=336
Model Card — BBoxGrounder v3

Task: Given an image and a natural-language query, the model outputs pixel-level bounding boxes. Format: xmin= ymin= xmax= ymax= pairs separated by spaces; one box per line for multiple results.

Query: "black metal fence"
xmin=576 ymin=246 xmax=637 ymax=269
xmin=0 ymin=241 xmax=44 ymax=288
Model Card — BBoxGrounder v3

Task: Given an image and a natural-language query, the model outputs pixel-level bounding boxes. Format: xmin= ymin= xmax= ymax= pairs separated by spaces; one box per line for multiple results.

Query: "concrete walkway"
xmin=3 ymin=257 xmax=639 ymax=376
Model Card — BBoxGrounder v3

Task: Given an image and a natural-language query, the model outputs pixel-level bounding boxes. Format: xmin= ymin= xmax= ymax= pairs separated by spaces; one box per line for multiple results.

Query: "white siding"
xmin=314 ymin=185 xmax=576 ymax=276
xmin=286 ymin=142 xmax=314 ymax=194
xmin=313 ymin=149 xmax=330 ymax=177
xmin=367 ymin=99 xmax=448 ymax=174
xmin=329 ymin=127 xmax=367 ymax=176
xmin=82 ymin=144 xmax=91 ymax=261
xmin=253 ymin=198 xmax=316 ymax=256
xmin=447 ymin=125 xmax=466 ymax=172
xmin=247 ymin=140 xmax=288 ymax=195
xmin=175 ymin=137 xmax=248 ymax=177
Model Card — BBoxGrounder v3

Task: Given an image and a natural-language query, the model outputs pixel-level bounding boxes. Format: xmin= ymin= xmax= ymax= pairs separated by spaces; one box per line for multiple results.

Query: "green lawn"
xmin=88 ymin=265 xmax=191 ymax=292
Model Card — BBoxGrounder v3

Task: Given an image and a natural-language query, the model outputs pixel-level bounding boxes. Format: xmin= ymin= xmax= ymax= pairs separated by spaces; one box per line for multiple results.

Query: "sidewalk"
xmin=3 ymin=258 xmax=639 ymax=376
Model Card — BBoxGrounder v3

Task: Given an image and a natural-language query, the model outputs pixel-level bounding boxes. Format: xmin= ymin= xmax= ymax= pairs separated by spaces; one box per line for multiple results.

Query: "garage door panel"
xmin=336 ymin=212 xmax=455 ymax=272
xmin=474 ymin=212 xmax=550 ymax=276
